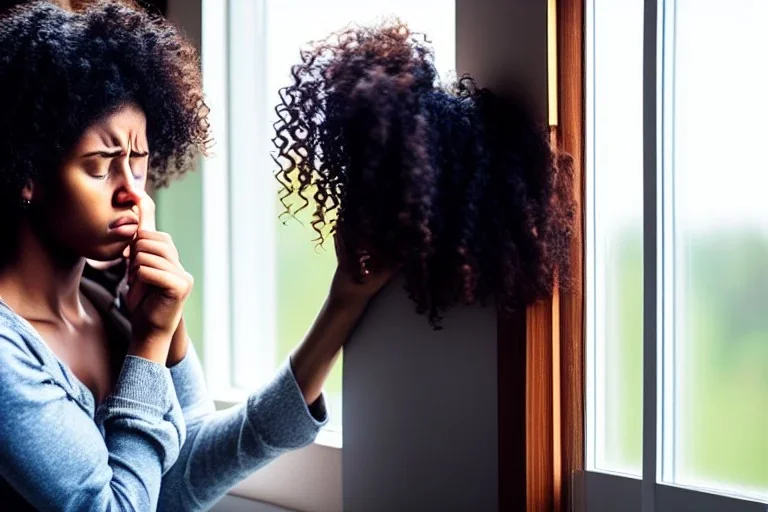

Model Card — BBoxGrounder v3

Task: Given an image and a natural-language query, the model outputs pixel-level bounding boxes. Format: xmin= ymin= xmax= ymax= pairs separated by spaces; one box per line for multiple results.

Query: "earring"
xmin=359 ymin=254 xmax=371 ymax=279
xmin=20 ymin=198 xmax=31 ymax=209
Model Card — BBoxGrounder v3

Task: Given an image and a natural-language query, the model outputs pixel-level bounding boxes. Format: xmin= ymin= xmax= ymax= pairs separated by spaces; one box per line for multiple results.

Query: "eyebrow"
xmin=82 ymin=148 xmax=150 ymax=158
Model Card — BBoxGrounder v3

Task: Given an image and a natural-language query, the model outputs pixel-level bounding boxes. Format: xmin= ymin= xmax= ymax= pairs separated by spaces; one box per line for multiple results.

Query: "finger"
xmin=137 ymin=192 xmax=156 ymax=232
xmin=125 ymin=281 xmax=140 ymax=312
xmin=135 ymin=230 xmax=174 ymax=244
xmin=130 ymin=229 xmax=174 ymax=284
xmin=132 ymin=252 xmax=182 ymax=274
xmin=333 ymin=231 xmax=349 ymax=266
xmin=132 ymin=239 xmax=180 ymax=263
xmin=128 ymin=194 xmax=153 ymax=264
xmin=134 ymin=266 xmax=190 ymax=298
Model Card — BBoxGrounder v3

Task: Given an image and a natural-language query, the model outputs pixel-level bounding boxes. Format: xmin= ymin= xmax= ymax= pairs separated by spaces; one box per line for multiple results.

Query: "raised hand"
xmin=125 ymin=193 xmax=194 ymax=364
xmin=329 ymin=232 xmax=397 ymax=305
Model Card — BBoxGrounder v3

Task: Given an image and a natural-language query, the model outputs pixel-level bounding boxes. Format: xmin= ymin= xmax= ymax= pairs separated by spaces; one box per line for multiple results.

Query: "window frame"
xmin=199 ymin=1 xmax=463 ymax=510
xmin=582 ymin=0 xmax=768 ymax=510
xmin=200 ymin=1 xmax=343 ymax=510
xmin=200 ymin=0 xmax=579 ymax=509
xmin=201 ymin=0 xmax=280 ymax=399
xmin=554 ymin=0 xmax=587 ymax=508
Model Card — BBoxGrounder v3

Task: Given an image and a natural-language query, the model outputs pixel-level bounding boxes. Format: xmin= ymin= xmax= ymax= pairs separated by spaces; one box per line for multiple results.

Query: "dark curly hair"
xmin=272 ymin=21 xmax=575 ymax=327
xmin=0 ymin=1 xmax=209 ymax=242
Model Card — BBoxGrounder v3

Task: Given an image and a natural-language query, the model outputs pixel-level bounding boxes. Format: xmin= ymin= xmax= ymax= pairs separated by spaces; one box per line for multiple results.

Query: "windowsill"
xmin=222 ymin=415 xmax=343 ymax=512
xmin=314 ymin=428 xmax=343 ymax=449
xmin=662 ymin=480 xmax=768 ymax=505
xmin=581 ymin=470 xmax=768 ymax=511
xmin=588 ymin=467 xmax=642 ymax=480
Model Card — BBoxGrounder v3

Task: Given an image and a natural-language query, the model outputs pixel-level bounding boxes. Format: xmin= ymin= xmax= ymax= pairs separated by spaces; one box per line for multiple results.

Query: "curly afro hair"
xmin=0 ymin=1 xmax=209 ymax=223
xmin=272 ymin=21 xmax=575 ymax=327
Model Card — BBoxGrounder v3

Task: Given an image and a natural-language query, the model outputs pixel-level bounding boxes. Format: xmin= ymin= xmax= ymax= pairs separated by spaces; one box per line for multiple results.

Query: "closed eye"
xmin=82 ymin=150 xmax=123 ymax=159
xmin=82 ymin=150 xmax=149 ymax=159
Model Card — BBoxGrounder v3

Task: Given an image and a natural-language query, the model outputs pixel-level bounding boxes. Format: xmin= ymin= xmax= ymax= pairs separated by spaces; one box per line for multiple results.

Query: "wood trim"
xmin=498 ymin=310 xmax=528 ymax=510
xmin=526 ymin=299 xmax=555 ymax=511
xmin=494 ymin=1 xmax=582 ymax=510
xmin=522 ymin=1 xmax=586 ymax=510
xmin=556 ymin=0 xmax=586 ymax=510
xmin=552 ymin=285 xmax=563 ymax=511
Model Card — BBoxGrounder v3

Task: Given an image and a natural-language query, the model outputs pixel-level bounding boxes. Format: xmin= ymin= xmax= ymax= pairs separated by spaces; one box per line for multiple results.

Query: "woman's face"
xmin=33 ymin=103 xmax=149 ymax=262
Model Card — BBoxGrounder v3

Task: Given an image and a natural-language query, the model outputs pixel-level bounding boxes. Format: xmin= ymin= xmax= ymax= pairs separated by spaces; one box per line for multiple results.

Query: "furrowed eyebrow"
xmin=81 ymin=149 xmax=149 ymax=158
xmin=82 ymin=148 xmax=124 ymax=158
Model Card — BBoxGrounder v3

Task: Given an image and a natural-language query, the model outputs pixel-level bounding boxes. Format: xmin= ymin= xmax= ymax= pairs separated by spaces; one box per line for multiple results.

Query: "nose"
xmin=112 ymin=157 xmax=144 ymax=208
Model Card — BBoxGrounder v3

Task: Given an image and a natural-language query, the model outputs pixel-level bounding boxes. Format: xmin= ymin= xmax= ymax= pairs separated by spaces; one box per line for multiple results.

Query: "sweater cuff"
xmin=246 ymin=359 xmax=328 ymax=451
xmin=168 ymin=343 xmax=213 ymax=414
xmin=109 ymin=355 xmax=176 ymax=414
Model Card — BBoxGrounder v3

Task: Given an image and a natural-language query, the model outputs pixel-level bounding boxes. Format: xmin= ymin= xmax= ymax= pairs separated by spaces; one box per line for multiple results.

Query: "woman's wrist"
xmin=328 ymin=267 xmax=382 ymax=308
xmin=128 ymin=334 xmax=172 ymax=365
xmin=166 ymin=317 xmax=190 ymax=367
xmin=290 ymin=294 xmax=361 ymax=404
xmin=326 ymin=289 xmax=371 ymax=315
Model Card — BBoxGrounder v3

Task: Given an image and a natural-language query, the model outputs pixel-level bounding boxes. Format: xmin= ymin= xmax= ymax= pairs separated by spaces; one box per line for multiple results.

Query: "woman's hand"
xmin=125 ymin=194 xmax=194 ymax=364
xmin=329 ymin=233 xmax=397 ymax=305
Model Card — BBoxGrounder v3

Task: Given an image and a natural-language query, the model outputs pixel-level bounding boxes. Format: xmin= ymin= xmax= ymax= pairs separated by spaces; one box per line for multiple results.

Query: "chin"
xmin=85 ymin=241 xmax=130 ymax=262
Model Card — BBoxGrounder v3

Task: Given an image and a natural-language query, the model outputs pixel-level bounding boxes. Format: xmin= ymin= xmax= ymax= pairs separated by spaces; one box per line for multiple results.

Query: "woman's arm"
xmin=291 ymin=235 xmax=395 ymax=405
xmin=157 ymin=235 xmax=394 ymax=511
xmin=159 ymin=353 xmax=326 ymax=511
xmin=167 ymin=316 xmax=190 ymax=366
xmin=289 ymin=282 xmax=372 ymax=405
xmin=158 ymin=292 xmax=372 ymax=511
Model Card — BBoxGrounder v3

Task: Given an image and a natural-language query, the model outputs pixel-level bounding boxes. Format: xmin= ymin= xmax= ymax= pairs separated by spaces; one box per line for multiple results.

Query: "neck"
xmin=0 ymin=224 xmax=86 ymax=322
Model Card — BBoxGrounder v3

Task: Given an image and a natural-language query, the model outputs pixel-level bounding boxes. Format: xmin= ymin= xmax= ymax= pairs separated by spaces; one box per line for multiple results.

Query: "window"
xmin=661 ymin=0 xmax=768 ymax=495
xmin=586 ymin=0 xmax=768 ymax=509
xmin=181 ymin=2 xmax=456 ymax=508
xmin=197 ymin=0 xmax=455 ymax=438
xmin=157 ymin=1 xmax=458 ymax=508
xmin=587 ymin=0 xmax=644 ymax=476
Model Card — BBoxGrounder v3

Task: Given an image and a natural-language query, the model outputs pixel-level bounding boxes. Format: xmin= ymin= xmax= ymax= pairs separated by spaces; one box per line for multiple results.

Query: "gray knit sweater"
xmin=0 ymin=296 xmax=327 ymax=511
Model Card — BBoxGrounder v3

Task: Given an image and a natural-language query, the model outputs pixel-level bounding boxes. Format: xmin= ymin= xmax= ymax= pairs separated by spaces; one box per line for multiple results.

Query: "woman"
xmin=0 ymin=2 xmax=391 ymax=511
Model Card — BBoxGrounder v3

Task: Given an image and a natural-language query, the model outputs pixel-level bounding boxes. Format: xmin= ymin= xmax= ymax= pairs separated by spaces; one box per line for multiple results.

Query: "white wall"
xmin=343 ymin=281 xmax=499 ymax=511
xmin=212 ymin=494 xmax=292 ymax=512
xmin=455 ymin=0 xmax=549 ymax=118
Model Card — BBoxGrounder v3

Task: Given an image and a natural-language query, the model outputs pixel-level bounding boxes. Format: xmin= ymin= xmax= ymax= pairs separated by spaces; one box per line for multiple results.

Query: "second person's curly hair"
xmin=273 ymin=21 xmax=575 ymax=327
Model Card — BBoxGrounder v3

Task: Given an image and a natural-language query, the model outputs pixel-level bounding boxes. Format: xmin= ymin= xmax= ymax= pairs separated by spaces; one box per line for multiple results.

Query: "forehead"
xmin=77 ymin=103 xmax=148 ymax=147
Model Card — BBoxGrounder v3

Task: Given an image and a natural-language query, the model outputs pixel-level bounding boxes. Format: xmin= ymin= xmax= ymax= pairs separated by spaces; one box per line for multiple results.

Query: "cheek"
xmin=51 ymin=175 xmax=111 ymax=233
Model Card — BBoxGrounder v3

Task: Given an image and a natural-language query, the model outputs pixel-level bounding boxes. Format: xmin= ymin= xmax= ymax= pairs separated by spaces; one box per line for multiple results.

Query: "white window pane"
xmin=243 ymin=0 xmax=456 ymax=432
xmin=663 ymin=0 xmax=768 ymax=499
xmin=588 ymin=0 xmax=644 ymax=475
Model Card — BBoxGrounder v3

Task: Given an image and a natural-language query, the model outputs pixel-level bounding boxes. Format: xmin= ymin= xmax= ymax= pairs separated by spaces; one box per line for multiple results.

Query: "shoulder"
xmin=0 ymin=305 xmax=45 ymax=383
xmin=0 ymin=304 xmax=31 ymax=353
xmin=0 ymin=306 xmax=74 ymax=432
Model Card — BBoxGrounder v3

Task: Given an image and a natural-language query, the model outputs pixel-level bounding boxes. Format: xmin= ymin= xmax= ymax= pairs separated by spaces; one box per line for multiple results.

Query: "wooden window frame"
xmin=498 ymin=0 xmax=585 ymax=510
